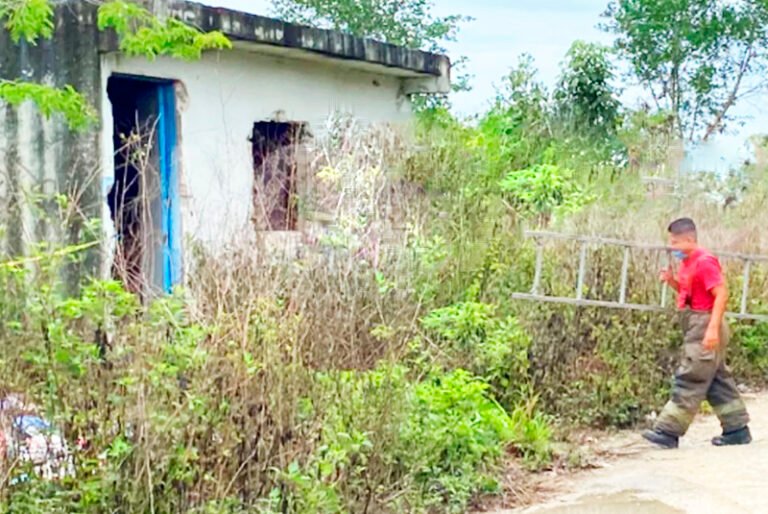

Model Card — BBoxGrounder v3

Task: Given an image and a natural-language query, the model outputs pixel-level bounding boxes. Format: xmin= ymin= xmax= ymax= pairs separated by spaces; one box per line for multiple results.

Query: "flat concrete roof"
xmin=169 ymin=1 xmax=450 ymax=79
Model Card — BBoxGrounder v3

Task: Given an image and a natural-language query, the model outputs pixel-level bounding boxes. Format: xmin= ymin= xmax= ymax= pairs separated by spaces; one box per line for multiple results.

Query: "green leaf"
xmin=0 ymin=0 xmax=54 ymax=43
xmin=0 ymin=80 xmax=97 ymax=130
xmin=98 ymin=1 xmax=232 ymax=61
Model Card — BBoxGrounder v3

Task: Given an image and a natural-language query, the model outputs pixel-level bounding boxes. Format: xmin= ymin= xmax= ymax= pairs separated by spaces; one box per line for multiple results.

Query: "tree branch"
xmin=703 ymin=47 xmax=753 ymax=142
xmin=735 ymin=80 xmax=768 ymax=101
xmin=645 ymin=78 xmax=663 ymax=112
xmin=689 ymin=96 xmax=700 ymax=142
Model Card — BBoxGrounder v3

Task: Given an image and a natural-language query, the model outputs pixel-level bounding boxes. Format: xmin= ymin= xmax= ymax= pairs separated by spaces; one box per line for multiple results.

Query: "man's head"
xmin=667 ymin=217 xmax=698 ymax=257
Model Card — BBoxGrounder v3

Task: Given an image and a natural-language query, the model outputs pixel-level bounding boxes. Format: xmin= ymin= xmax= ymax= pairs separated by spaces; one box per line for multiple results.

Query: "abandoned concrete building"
xmin=0 ymin=0 xmax=451 ymax=294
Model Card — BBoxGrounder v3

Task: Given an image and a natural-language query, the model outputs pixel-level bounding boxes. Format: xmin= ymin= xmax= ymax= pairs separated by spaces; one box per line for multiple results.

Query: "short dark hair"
xmin=668 ymin=217 xmax=697 ymax=236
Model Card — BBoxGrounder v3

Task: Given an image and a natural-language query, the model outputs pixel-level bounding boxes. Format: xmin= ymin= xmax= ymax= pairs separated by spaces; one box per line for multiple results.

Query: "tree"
xmin=270 ymin=0 xmax=467 ymax=52
xmin=554 ymin=41 xmax=621 ymax=136
xmin=603 ymin=0 xmax=768 ymax=142
xmin=0 ymin=0 xmax=230 ymax=131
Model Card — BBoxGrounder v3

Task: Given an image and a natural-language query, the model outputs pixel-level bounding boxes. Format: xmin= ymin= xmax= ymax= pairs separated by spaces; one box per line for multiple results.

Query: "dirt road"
xmin=500 ymin=392 xmax=768 ymax=514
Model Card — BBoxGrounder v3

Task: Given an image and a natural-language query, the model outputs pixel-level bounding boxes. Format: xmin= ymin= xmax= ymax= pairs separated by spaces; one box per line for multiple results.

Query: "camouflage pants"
xmin=655 ymin=310 xmax=750 ymax=437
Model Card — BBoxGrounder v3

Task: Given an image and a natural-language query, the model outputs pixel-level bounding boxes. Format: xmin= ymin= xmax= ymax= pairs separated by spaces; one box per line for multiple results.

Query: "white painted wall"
xmin=99 ymin=48 xmax=412 ymax=261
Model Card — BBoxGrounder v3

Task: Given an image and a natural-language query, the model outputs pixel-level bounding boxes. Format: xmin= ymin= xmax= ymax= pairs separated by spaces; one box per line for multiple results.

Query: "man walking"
xmin=643 ymin=218 xmax=752 ymax=449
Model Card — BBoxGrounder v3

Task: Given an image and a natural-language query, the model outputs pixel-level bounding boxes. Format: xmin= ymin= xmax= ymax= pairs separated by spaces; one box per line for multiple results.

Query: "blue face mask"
xmin=672 ymin=250 xmax=687 ymax=261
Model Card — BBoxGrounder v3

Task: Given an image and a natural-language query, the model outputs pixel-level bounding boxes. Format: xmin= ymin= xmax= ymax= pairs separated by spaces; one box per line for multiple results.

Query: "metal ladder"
xmin=512 ymin=231 xmax=768 ymax=322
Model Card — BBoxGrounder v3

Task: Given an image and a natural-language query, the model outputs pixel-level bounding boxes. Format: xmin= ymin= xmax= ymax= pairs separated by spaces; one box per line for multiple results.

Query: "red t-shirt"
xmin=676 ymin=248 xmax=724 ymax=311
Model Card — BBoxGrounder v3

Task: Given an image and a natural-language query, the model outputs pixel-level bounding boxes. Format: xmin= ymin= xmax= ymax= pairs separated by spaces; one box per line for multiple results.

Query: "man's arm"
xmin=660 ymin=266 xmax=679 ymax=291
xmin=668 ymin=276 xmax=680 ymax=291
xmin=704 ymin=284 xmax=728 ymax=351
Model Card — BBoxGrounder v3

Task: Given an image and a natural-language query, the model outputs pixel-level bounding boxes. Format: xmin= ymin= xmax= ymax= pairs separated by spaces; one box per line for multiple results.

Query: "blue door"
xmin=156 ymin=83 xmax=182 ymax=293
xmin=108 ymin=75 xmax=182 ymax=294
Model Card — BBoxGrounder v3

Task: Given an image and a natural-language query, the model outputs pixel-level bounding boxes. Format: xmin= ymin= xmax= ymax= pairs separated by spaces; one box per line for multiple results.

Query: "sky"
xmin=211 ymin=0 xmax=765 ymax=169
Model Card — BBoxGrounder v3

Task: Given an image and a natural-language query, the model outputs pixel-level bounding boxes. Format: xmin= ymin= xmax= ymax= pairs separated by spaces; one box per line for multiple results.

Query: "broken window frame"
xmin=250 ymin=121 xmax=309 ymax=232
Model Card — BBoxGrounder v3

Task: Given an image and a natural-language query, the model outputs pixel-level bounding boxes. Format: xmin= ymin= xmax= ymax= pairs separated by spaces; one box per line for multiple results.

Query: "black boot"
xmin=712 ymin=426 xmax=752 ymax=446
xmin=642 ymin=428 xmax=679 ymax=449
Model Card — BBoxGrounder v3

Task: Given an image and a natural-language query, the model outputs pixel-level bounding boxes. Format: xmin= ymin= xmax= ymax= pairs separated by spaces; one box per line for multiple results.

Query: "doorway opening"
xmin=107 ymin=75 xmax=181 ymax=296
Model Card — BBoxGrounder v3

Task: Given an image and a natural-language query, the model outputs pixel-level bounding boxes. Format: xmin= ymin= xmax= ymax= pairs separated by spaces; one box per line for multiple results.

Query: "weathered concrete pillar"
xmin=142 ymin=0 xmax=170 ymax=18
xmin=0 ymin=0 xmax=103 ymax=291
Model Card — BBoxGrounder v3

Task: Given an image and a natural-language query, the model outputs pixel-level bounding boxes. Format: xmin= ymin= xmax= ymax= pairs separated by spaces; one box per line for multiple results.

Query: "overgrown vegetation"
xmin=2 ymin=1 xmax=768 ymax=513
xmin=2 ymin=93 xmax=767 ymax=512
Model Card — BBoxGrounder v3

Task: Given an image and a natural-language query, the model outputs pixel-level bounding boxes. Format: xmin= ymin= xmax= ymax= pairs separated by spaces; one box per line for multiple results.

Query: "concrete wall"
xmin=99 ymin=47 xmax=413 ymax=252
xmin=0 ymin=1 xmax=102 ymax=285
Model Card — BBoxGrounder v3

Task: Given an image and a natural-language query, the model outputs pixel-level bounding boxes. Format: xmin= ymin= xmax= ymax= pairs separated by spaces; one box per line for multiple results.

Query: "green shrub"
xmin=508 ymin=401 xmax=553 ymax=470
xmin=399 ymin=369 xmax=515 ymax=511
xmin=499 ymin=162 xmax=589 ymax=224
xmin=276 ymin=365 xmax=409 ymax=513
xmin=421 ymin=301 xmax=533 ymax=408
xmin=270 ymin=364 xmax=534 ymax=513
xmin=730 ymin=321 xmax=768 ymax=381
